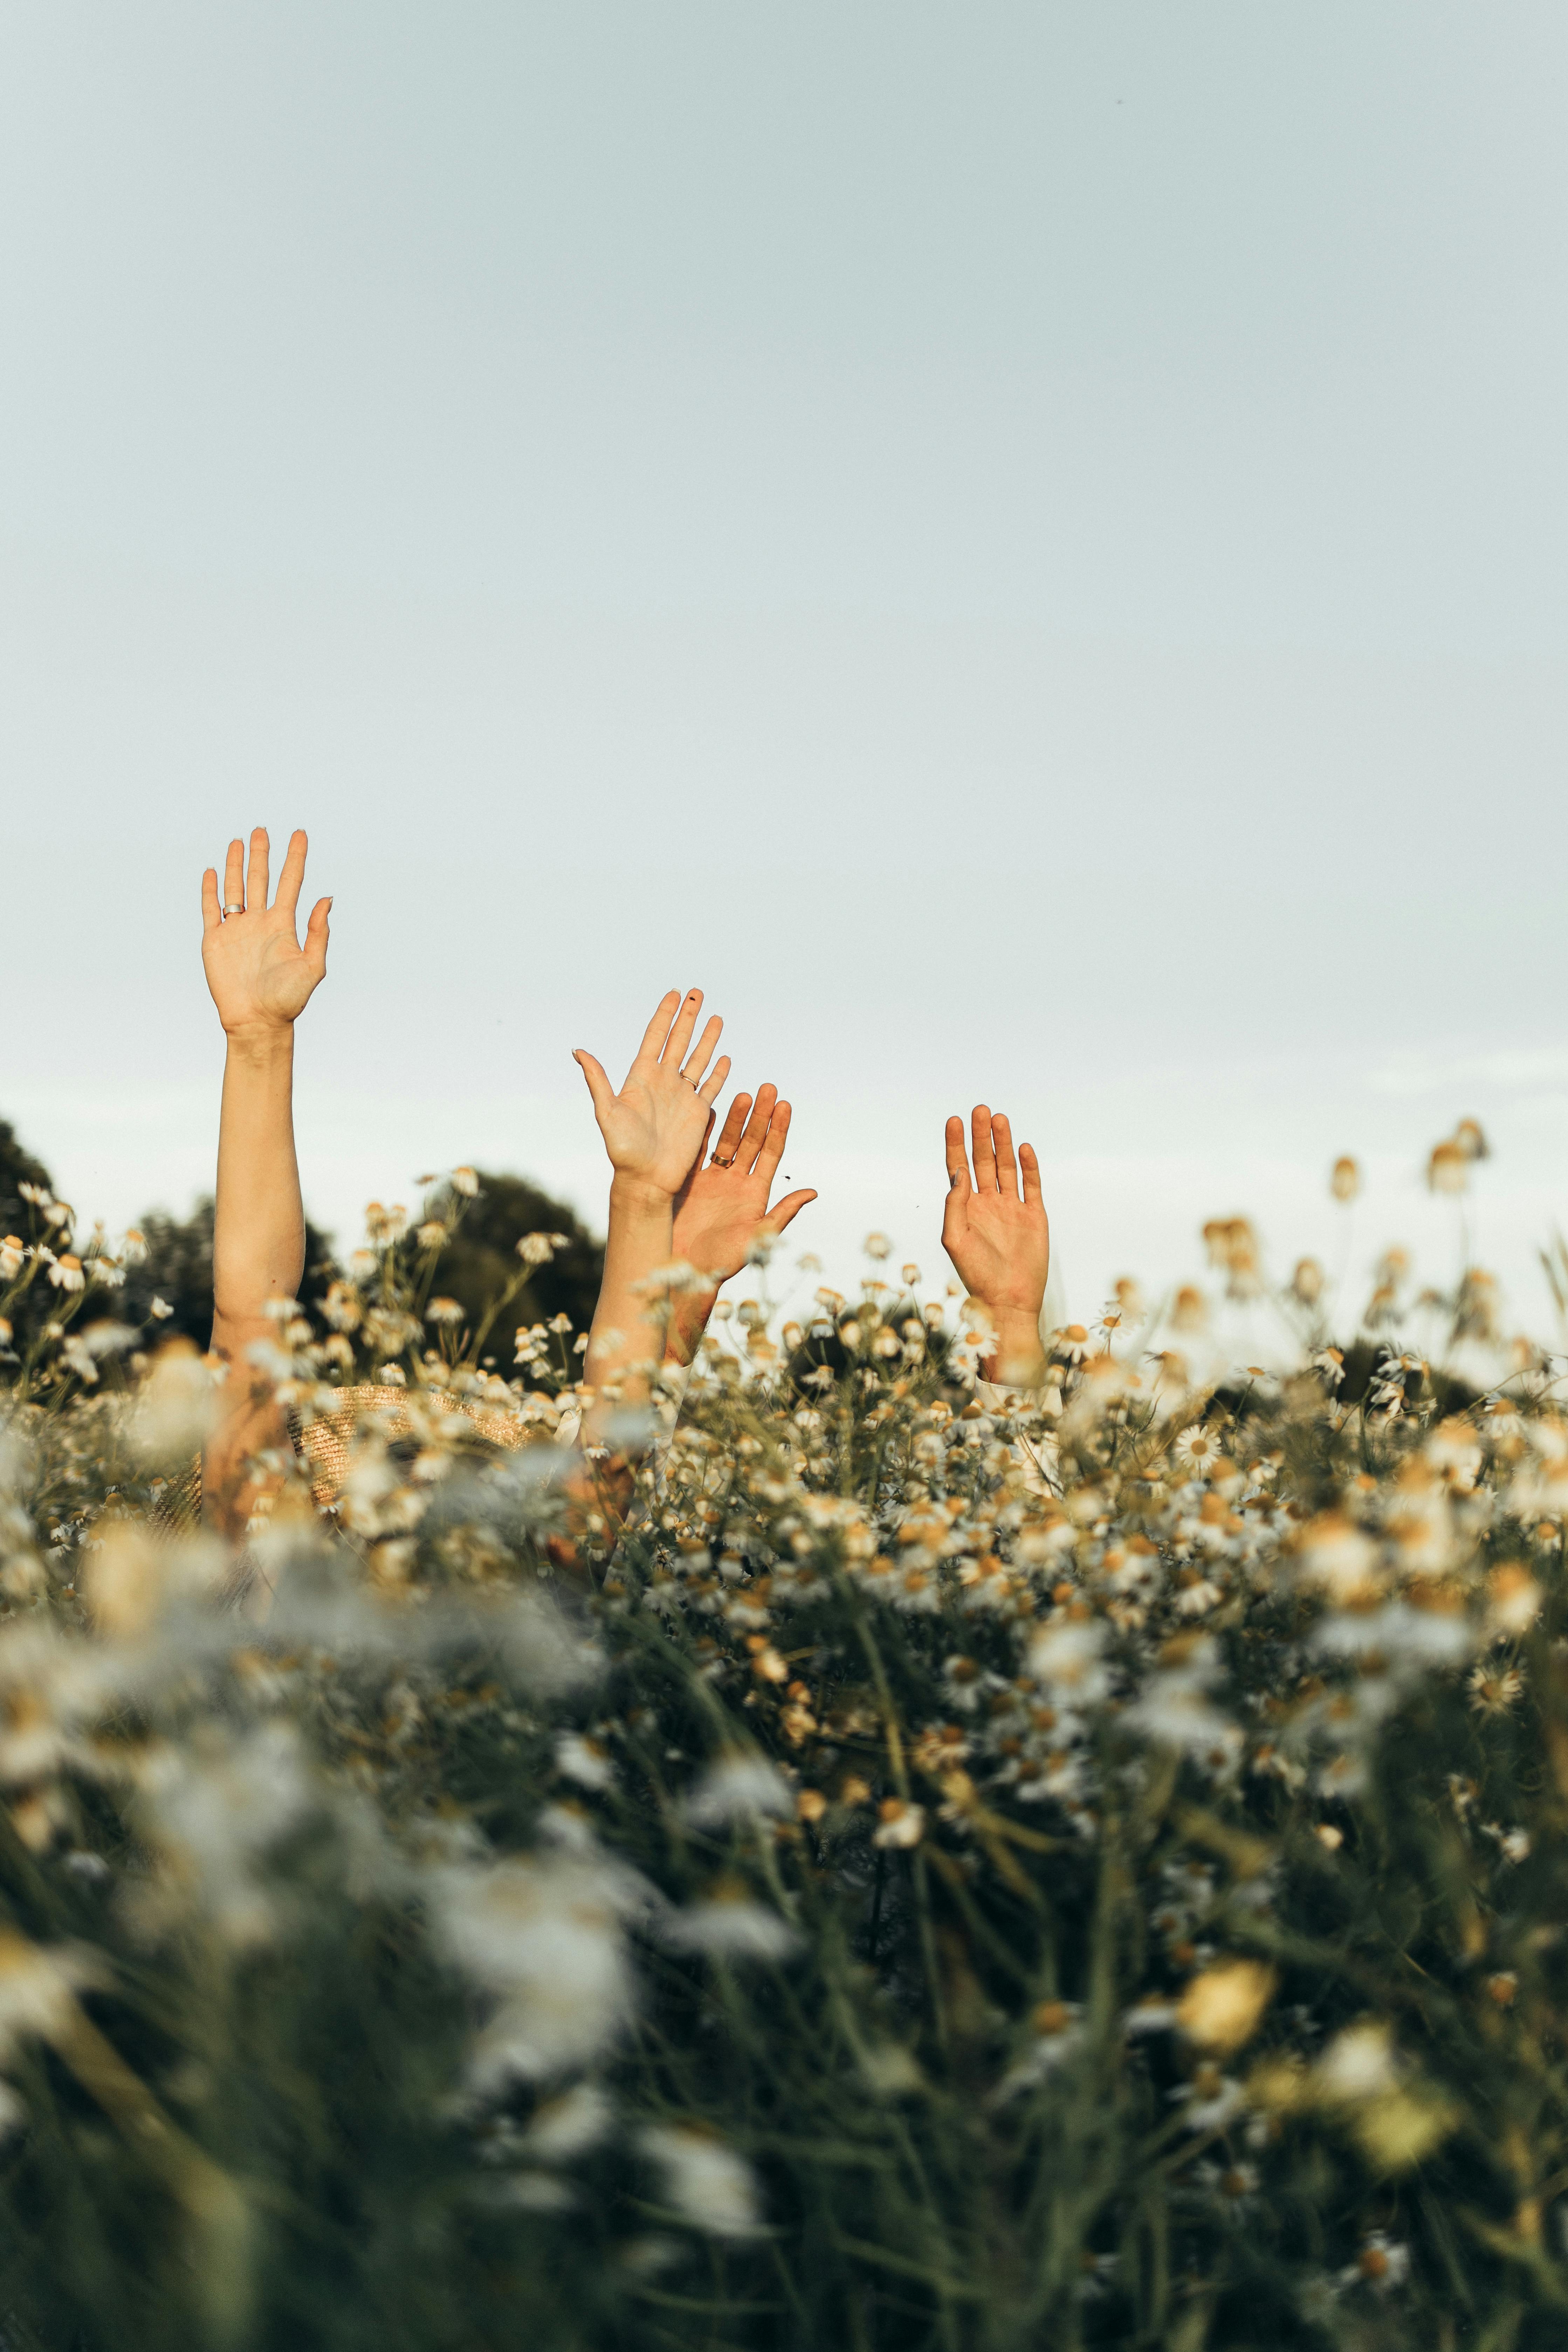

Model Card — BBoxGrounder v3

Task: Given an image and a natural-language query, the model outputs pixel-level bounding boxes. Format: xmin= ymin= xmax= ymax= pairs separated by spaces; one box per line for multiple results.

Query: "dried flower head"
xmin=1202 ymin=1219 xmax=1262 ymax=1301
xmin=1291 ymin=1258 xmax=1325 ymax=1306
xmin=1427 ymin=1139 xmax=1467 ymax=1196
xmin=1487 ymin=1562 xmax=1541 ymax=1637
xmin=1330 ymin=1156 xmax=1361 ymax=1203
xmin=1170 ymin=1286 xmax=1209 ymax=1335
xmin=1175 ymin=1960 xmax=1276 ymax=2056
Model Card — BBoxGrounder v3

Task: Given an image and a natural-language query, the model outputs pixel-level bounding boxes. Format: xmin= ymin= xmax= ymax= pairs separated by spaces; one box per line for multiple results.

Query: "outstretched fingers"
xmin=1020 ymin=1141 xmax=1044 ymax=1208
xmin=944 ymin=1115 xmax=973 ymax=1198
xmin=223 ymin=838 xmax=245 ymax=914
xmin=971 ymin=1105 xmax=998 ymax=1192
xmin=201 ymin=867 xmax=222 ymax=934
xmin=633 ymin=990 xmax=684 ymax=1070
xmin=681 ymin=1012 xmax=725 ymax=1089
xmin=992 ymin=1110 xmax=1020 ymax=1201
xmin=696 ymin=1053 xmax=731 ymax=1108
xmin=661 ymin=988 xmax=706 ymax=1070
xmin=739 ymin=1084 xmax=780 ymax=1172
xmin=754 ymin=1092 xmax=790 ymax=1182
xmin=245 ymin=827 xmax=270 ymax=913
xmin=275 ymin=828 xmax=309 ymax=922
xmin=710 ymin=1093 xmax=751 ymax=1166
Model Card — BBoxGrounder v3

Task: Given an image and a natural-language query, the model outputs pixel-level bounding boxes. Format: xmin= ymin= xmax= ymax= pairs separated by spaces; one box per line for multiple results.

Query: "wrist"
xmin=222 ymin=1021 xmax=296 ymax=1065
xmin=608 ymin=1171 xmax=676 ymax=1218
xmin=976 ymin=1304 xmax=1046 ymax=1385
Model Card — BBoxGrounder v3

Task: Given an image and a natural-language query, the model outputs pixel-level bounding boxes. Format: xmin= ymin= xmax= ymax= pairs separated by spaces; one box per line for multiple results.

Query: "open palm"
xmin=673 ymin=1084 xmax=817 ymax=1281
xmin=574 ymin=989 xmax=731 ymax=1198
xmin=942 ymin=1106 xmax=1050 ymax=1320
xmin=201 ymin=829 xmax=331 ymax=1034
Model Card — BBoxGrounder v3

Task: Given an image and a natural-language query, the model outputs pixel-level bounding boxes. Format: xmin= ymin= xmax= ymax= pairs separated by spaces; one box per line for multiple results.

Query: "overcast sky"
xmin=3 ymin=5 xmax=1566 ymax=1337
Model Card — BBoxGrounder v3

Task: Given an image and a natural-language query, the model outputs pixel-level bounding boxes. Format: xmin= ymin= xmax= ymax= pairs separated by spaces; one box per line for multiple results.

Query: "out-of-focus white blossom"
xmin=133 ymin=1340 xmax=219 ymax=1463
xmin=521 ymin=2081 xmax=614 ymax=2162
xmin=682 ymin=1756 xmax=794 ymax=1830
xmin=134 ymin=1721 xmax=314 ymax=1945
xmin=639 ymin=2124 xmax=764 ymax=2238
xmin=0 ymin=1933 xmax=101 ymax=2068
xmin=664 ymin=1895 xmax=801 ymax=1960
xmin=555 ymin=1732 xmax=614 ymax=1791
xmin=431 ymin=1853 xmax=645 ymax=2087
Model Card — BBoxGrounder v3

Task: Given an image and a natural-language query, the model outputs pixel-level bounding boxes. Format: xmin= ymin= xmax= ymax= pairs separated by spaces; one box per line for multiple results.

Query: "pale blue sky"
xmin=3 ymin=6 xmax=1566 ymax=1330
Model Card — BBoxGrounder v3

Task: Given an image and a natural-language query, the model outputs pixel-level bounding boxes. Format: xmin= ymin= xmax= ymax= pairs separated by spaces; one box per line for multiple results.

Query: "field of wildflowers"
xmin=1 ymin=1130 xmax=1567 ymax=2350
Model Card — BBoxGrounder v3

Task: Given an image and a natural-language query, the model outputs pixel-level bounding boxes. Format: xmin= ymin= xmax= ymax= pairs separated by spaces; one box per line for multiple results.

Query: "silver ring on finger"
xmin=222 ymin=902 xmax=244 ymax=917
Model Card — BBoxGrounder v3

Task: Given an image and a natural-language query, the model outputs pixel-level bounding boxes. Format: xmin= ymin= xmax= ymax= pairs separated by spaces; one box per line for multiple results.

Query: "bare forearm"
xmin=585 ymin=1175 xmax=674 ymax=1406
xmin=978 ymin=1306 xmax=1048 ymax=1389
xmin=212 ymin=1026 xmax=305 ymax=1324
xmin=197 ymin=827 xmax=331 ymax=1538
xmin=204 ymin=1024 xmax=304 ymax=1535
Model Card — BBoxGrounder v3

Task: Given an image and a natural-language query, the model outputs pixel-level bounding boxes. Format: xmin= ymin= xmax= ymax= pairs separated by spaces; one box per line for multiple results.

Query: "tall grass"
xmin=0 ymin=1142 xmax=1566 ymax=2349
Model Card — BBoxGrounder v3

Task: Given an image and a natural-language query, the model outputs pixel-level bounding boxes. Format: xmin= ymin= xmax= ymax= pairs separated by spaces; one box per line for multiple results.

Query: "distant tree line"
xmin=0 ymin=1119 xmax=603 ymax=1362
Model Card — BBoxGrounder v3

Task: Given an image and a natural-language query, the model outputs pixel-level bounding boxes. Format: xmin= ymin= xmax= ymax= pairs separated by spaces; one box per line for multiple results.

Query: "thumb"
xmin=762 ymin=1189 xmax=818 ymax=1238
xmin=573 ymin=1049 xmax=615 ymax=1122
xmin=303 ymin=896 xmax=331 ymax=982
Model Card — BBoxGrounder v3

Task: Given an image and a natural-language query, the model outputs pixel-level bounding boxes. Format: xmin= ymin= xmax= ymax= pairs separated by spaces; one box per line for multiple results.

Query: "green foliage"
xmin=116 ymin=1197 xmax=340 ymax=1352
xmin=0 ymin=1122 xmax=52 ymax=1225
xmin=109 ymin=1171 xmax=597 ymax=1360
xmin=425 ymin=1170 xmax=602 ymax=1362
xmin=0 ymin=1122 xmax=56 ymax=1358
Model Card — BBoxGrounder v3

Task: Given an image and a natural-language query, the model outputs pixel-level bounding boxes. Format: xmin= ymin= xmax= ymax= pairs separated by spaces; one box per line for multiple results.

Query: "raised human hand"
xmin=574 ymin=989 xmax=731 ymax=1199
xmin=201 ymin=829 xmax=331 ymax=1037
xmin=942 ymin=1106 xmax=1050 ymax=1379
xmin=672 ymin=1084 xmax=817 ymax=1283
